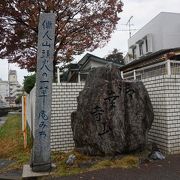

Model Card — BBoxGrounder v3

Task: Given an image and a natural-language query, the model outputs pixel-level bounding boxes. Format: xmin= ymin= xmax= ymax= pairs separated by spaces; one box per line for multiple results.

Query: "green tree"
xmin=0 ymin=1 xmax=123 ymax=74
xmin=23 ymin=74 xmax=36 ymax=94
xmin=15 ymin=95 xmax=22 ymax=104
xmin=105 ymin=49 xmax=124 ymax=65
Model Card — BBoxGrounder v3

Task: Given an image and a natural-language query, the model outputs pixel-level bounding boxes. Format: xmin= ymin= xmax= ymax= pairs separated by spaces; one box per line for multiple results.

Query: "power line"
xmin=116 ymin=29 xmax=139 ymax=32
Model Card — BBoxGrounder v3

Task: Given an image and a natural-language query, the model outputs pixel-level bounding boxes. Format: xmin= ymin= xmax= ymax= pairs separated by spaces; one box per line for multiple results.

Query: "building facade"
xmin=0 ymin=70 xmax=23 ymax=107
xmin=126 ymin=12 xmax=180 ymax=64
xmin=120 ymin=48 xmax=180 ymax=154
xmin=8 ymin=70 xmax=23 ymax=106
xmin=59 ymin=53 xmax=123 ymax=83
xmin=0 ymin=78 xmax=9 ymax=107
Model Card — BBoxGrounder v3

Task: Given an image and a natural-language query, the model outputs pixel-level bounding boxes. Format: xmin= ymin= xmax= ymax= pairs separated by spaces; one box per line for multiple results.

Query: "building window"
xmin=139 ymin=43 xmax=143 ymax=56
xmin=145 ymin=37 xmax=148 ymax=52
xmin=132 ymin=47 xmax=136 ymax=59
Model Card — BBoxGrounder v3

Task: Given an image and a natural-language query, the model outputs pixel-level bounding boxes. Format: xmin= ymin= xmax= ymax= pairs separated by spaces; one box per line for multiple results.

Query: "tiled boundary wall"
xmin=51 ymin=75 xmax=180 ymax=154
xmin=25 ymin=83 xmax=85 ymax=152
xmin=142 ymin=75 xmax=180 ymax=154
xmin=50 ymin=83 xmax=85 ymax=151
xmin=25 ymin=76 xmax=180 ymax=154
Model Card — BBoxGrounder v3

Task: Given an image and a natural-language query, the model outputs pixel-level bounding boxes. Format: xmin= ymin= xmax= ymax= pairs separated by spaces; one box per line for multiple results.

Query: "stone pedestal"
xmin=22 ymin=164 xmax=50 ymax=178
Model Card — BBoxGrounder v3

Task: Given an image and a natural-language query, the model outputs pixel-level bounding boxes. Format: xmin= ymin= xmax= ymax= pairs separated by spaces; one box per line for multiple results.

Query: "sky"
xmin=0 ymin=0 xmax=180 ymax=84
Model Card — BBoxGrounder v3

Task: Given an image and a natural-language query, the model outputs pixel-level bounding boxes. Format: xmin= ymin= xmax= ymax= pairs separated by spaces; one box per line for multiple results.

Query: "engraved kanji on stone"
xmin=104 ymin=90 xmax=119 ymax=109
xmin=40 ymin=59 xmax=51 ymax=71
xmin=42 ymin=41 xmax=51 ymax=47
xmin=42 ymin=20 xmax=52 ymax=29
xmin=41 ymin=50 xmax=50 ymax=58
xmin=38 ymin=110 xmax=48 ymax=121
xmin=39 ymin=131 xmax=46 ymax=137
xmin=43 ymin=31 xmax=52 ymax=40
xmin=98 ymin=121 xmax=112 ymax=136
xmin=91 ymin=105 xmax=104 ymax=122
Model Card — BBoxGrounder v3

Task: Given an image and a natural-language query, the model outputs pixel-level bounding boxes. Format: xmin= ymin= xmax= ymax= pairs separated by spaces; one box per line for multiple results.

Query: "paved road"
xmin=0 ymin=159 xmax=22 ymax=180
xmin=55 ymin=154 xmax=180 ymax=180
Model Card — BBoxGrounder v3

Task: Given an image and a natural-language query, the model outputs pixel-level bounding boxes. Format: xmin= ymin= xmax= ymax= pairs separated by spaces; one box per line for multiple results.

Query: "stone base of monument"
xmin=22 ymin=164 xmax=56 ymax=178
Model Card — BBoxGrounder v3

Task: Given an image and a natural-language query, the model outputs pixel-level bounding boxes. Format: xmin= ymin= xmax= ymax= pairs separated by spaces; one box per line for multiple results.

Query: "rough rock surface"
xmin=71 ymin=66 xmax=154 ymax=156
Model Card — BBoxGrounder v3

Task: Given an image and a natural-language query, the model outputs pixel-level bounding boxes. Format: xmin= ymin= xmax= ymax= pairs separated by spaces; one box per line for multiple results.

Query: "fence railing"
xmin=56 ymin=60 xmax=180 ymax=82
xmin=56 ymin=67 xmax=82 ymax=83
xmin=122 ymin=60 xmax=180 ymax=80
xmin=170 ymin=60 xmax=180 ymax=75
xmin=22 ymin=86 xmax=36 ymax=138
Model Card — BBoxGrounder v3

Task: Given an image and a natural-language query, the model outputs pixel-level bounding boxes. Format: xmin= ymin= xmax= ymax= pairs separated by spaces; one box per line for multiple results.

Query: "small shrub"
xmin=23 ymin=73 xmax=36 ymax=94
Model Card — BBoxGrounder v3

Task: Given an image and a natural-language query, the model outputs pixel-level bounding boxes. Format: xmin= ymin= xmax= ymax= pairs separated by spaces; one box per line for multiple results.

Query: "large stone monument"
xmin=31 ymin=13 xmax=55 ymax=172
xmin=71 ymin=66 xmax=154 ymax=156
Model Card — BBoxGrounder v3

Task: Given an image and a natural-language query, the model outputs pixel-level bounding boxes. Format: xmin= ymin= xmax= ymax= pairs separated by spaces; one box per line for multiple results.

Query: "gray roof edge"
xmin=79 ymin=54 xmax=123 ymax=70
xmin=120 ymin=47 xmax=180 ymax=71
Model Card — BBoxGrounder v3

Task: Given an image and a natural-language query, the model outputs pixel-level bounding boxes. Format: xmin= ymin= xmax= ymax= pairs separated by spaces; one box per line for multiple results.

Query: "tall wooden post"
xmin=23 ymin=96 xmax=27 ymax=149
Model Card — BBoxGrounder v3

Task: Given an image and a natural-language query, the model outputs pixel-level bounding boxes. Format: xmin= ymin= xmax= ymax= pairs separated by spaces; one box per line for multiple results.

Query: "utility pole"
xmin=126 ymin=16 xmax=133 ymax=38
xmin=8 ymin=62 xmax=10 ymax=107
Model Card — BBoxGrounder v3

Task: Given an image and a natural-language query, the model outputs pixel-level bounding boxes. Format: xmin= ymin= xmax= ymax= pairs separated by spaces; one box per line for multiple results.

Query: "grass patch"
xmin=90 ymin=159 xmax=113 ymax=170
xmin=51 ymin=150 xmax=139 ymax=177
xmin=0 ymin=114 xmax=139 ymax=177
xmin=52 ymin=150 xmax=92 ymax=176
xmin=0 ymin=114 xmax=31 ymax=172
xmin=112 ymin=155 xmax=139 ymax=168
xmin=90 ymin=155 xmax=139 ymax=170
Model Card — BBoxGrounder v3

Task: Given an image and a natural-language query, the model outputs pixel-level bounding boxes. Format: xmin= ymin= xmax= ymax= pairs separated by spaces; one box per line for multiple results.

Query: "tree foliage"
xmin=105 ymin=48 xmax=124 ymax=65
xmin=0 ymin=0 xmax=123 ymax=72
xmin=23 ymin=73 xmax=36 ymax=94
xmin=15 ymin=95 xmax=22 ymax=104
